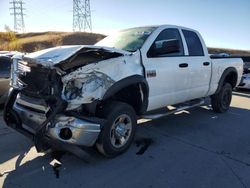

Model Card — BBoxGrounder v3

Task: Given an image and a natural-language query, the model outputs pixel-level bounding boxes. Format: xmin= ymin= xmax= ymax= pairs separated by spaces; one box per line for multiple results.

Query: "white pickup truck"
xmin=4 ymin=25 xmax=243 ymax=157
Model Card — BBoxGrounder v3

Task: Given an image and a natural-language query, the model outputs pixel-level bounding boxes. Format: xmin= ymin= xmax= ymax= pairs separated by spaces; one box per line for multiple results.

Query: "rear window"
xmin=182 ymin=30 xmax=204 ymax=56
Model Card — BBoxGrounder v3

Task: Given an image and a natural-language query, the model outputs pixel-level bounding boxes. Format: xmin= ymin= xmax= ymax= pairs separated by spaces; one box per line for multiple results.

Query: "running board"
xmin=141 ymin=99 xmax=205 ymax=120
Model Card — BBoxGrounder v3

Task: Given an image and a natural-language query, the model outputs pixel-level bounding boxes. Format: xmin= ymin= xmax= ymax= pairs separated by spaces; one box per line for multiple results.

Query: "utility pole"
xmin=73 ymin=0 xmax=92 ymax=32
xmin=10 ymin=0 xmax=25 ymax=32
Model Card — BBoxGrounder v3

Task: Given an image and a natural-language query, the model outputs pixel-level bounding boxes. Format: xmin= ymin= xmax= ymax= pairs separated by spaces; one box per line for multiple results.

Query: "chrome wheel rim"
xmin=110 ymin=114 xmax=132 ymax=148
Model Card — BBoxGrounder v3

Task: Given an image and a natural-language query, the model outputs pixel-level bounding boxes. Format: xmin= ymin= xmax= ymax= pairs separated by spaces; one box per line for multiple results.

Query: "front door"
xmin=142 ymin=28 xmax=190 ymax=111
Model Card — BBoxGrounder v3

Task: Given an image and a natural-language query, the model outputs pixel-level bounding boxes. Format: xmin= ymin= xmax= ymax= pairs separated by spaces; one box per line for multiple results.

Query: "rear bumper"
xmin=4 ymin=88 xmax=101 ymax=151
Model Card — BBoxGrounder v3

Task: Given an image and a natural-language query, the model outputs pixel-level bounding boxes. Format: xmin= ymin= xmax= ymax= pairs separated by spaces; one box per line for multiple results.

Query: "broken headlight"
xmin=62 ymin=71 xmax=115 ymax=105
xmin=63 ymin=79 xmax=83 ymax=100
xmin=63 ymin=76 xmax=105 ymax=101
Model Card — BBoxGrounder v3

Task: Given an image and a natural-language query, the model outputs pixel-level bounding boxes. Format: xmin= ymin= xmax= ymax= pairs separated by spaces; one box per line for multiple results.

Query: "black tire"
xmin=211 ymin=83 xmax=232 ymax=113
xmin=96 ymin=101 xmax=137 ymax=157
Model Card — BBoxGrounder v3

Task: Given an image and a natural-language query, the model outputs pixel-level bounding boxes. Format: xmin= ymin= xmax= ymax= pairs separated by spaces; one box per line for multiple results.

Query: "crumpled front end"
xmin=4 ymin=53 xmax=101 ymax=151
xmin=4 ymin=45 xmax=143 ymax=152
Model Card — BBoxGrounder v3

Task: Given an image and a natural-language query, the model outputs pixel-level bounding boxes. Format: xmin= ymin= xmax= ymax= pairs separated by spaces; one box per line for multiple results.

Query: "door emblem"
xmin=147 ymin=70 xmax=156 ymax=78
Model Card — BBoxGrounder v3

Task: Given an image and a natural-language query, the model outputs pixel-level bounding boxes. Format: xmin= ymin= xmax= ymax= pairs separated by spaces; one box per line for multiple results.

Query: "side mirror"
xmin=154 ymin=39 xmax=180 ymax=55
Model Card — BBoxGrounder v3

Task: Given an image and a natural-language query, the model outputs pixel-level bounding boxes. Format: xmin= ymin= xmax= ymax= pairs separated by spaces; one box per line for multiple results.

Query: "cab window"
xmin=182 ymin=30 xmax=204 ymax=56
xmin=147 ymin=28 xmax=184 ymax=57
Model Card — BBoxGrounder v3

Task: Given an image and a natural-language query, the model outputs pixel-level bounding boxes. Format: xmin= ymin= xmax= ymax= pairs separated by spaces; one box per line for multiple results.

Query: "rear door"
xmin=181 ymin=30 xmax=211 ymax=100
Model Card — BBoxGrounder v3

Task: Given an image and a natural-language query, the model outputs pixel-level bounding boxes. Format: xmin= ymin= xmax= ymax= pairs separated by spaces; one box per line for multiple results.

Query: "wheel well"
xmin=215 ymin=68 xmax=238 ymax=94
xmin=106 ymin=83 xmax=148 ymax=115
xmin=224 ymin=71 xmax=238 ymax=88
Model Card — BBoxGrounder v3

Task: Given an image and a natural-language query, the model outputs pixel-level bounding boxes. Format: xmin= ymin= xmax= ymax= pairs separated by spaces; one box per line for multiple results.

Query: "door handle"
xmin=203 ymin=62 xmax=210 ymax=66
xmin=179 ymin=63 xmax=188 ymax=68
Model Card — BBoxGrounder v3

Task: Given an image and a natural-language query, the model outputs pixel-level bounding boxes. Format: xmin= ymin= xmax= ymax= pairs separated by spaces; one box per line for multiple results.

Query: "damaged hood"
xmin=23 ymin=45 xmax=131 ymax=68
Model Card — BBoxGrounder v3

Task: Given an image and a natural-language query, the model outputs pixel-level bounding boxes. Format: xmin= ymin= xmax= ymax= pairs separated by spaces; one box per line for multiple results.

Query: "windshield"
xmin=95 ymin=27 xmax=157 ymax=52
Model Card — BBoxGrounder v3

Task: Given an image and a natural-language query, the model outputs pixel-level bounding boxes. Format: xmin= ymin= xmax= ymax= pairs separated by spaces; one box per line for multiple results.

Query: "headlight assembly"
xmin=62 ymin=71 xmax=115 ymax=104
xmin=63 ymin=79 xmax=83 ymax=100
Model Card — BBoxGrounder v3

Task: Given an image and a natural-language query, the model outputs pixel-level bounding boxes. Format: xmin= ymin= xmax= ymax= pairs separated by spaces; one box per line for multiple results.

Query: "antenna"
xmin=73 ymin=0 xmax=92 ymax=32
xmin=10 ymin=0 xmax=26 ymax=32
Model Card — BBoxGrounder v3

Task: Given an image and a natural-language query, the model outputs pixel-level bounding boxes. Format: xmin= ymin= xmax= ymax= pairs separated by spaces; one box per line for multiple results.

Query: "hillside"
xmin=208 ymin=48 xmax=250 ymax=56
xmin=0 ymin=31 xmax=105 ymax=52
xmin=0 ymin=31 xmax=250 ymax=56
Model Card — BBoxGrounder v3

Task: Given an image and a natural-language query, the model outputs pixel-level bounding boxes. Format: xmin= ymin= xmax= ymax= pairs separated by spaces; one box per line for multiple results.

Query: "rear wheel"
xmin=211 ymin=83 xmax=232 ymax=113
xmin=96 ymin=101 xmax=137 ymax=157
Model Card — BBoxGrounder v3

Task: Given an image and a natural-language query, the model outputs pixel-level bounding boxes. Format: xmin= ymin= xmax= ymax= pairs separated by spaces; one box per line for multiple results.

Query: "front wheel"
xmin=96 ymin=101 xmax=137 ymax=157
xmin=211 ymin=82 xmax=232 ymax=113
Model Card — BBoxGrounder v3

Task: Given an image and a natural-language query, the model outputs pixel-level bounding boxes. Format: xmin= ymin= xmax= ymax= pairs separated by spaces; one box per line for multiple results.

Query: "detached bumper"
xmin=4 ymin=89 xmax=101 ymax=152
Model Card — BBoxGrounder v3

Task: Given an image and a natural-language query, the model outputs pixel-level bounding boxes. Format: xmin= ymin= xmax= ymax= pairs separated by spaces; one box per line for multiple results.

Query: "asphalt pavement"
xmin=0 ymin=90 xmax=250 ymax=188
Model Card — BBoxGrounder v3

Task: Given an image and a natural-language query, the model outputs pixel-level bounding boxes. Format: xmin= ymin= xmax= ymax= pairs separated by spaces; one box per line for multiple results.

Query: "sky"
xmin=0 ymin=0 xmax=249 ymax=50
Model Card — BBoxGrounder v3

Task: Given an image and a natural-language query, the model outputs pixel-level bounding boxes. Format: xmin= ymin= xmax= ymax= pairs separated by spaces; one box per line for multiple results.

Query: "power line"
xmin=73 ymin=0 xmax=92 ymax=32
xmin=10 ymin=0 xmax=26 ymax=32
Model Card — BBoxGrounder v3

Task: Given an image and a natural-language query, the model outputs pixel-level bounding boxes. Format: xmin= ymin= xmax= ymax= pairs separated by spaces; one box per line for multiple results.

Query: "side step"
xmin=141 ymin=98 xmax=205 ymax=120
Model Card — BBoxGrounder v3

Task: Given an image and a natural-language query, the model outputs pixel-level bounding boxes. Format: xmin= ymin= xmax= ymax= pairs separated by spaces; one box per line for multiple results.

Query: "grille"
xmin=17 ymin=62 xmax=52 ymax=97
